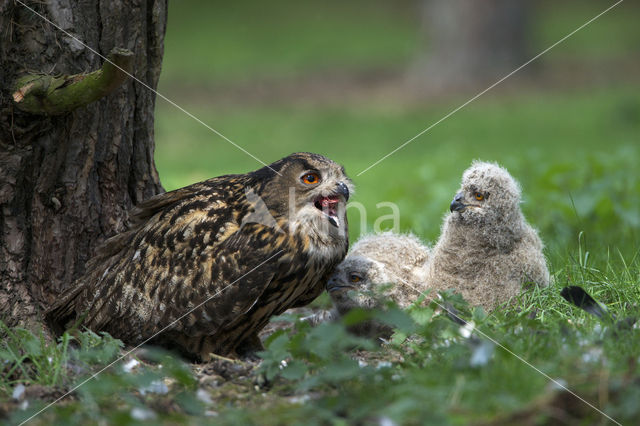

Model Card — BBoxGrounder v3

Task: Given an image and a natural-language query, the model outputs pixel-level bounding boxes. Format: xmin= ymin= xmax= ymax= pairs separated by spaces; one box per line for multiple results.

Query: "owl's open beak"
xmin=450 ymin=192 xmax=466 ymax=212
xmin=314 ymin=182 xmax=349 ymax=228
xmin=314 ymin=195 xmax=341 ymax=227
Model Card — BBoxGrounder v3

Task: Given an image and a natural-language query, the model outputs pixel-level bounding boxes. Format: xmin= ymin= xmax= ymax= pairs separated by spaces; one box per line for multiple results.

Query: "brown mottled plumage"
xmin=46 ymin=152 xmax=353 ymax=360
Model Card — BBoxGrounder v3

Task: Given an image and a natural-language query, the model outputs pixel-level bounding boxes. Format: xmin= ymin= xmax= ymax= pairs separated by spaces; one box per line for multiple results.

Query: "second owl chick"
xmin=324 ymin=232 xmax=431 ymax=337
xmin=426 ymin=161 xmax=550 ymax=311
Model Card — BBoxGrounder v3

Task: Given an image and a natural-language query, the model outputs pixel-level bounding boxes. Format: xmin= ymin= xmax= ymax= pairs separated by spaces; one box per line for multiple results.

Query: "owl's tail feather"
xmin=45 ymin=284 xmax=86 ymax=336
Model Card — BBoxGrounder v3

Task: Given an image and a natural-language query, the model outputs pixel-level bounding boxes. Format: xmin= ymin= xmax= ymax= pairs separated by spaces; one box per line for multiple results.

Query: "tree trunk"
xmin=0 ymin=0 xmax=167 ymax=328
xmin=413 ymin=0 xmax=530 ymax=92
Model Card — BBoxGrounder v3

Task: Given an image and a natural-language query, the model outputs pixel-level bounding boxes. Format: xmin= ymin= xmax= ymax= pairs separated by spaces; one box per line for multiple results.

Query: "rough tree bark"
xmin=0 ymin=0 xmax=167 ymax=327
xmin=413 ymin=0 xmax=530 ymax=91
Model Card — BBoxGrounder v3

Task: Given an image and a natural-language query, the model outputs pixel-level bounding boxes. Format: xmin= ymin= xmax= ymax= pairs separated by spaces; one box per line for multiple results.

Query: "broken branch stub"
xmin=12 ymin=47 xmax=134 ymax=115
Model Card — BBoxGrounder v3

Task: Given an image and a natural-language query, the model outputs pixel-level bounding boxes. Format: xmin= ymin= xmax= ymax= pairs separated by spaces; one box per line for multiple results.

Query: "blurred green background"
xmin=154 ymin=0 xmax=640 ymax=268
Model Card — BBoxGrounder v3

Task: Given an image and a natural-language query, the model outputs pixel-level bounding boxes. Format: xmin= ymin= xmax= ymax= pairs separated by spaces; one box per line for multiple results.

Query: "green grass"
xmin=1 ymin=326 xmax=202 ymax=425
xmin=0 ymin=323 xmax=73 ymax=391
xmin=3 ymin=256 xmax=640 ymax=424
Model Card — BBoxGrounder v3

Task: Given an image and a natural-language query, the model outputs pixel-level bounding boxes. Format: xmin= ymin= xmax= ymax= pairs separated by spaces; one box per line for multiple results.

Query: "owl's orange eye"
xmin=301 ymin=172 xmax=320 ymax=185
xmin=474 ymin=192 xmax=484 ymax=201
xmin=349 ymin=273 xmax=362 ymax=283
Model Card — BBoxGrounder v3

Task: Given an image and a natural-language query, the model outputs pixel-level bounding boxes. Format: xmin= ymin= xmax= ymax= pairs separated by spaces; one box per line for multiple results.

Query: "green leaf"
xmin=409 ymin=306 xmax=435 ymax=326
xmin=373 ymin=307 xmax=415 ymax=334
xmin=281 ymin=359 xmax=308 ymax=380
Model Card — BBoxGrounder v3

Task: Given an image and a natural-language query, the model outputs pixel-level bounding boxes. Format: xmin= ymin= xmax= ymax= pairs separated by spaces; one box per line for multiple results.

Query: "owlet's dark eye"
xmin=301 ymin=172 xmax=320 ymax=185
xmin=474 ymin=192 xmax=484 ymax=201
xmin=348 ymin=273 xmax=362 ymax=283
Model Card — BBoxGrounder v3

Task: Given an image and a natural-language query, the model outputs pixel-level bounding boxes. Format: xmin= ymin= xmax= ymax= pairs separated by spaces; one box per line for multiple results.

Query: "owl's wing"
xmin=96 ymin=224 xmax=284 ymax=343
xmin=46 ymin=185 xmax=204 ymax=334
xmin=78 ymin=179 xmax=289 ymax=342
xmin=86 ymin=185 xmax=205 ymax=270
xmin=129 ymin=187 xmax=198 ymax=225
xmin=169 ymin=223 xmax=287 ymax=337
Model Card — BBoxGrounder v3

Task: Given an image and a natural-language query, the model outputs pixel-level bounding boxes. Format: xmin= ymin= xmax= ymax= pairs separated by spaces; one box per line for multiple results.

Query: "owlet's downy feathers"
xmin=426 ymin=161 xmax=550 ymax=311
xmin=312 ymin=232 xmax=431 ymax=338
xmin=46 ymin=152 xmax=353 ymax=360
xmin=327 ymin=232 xmax=430 ymax=312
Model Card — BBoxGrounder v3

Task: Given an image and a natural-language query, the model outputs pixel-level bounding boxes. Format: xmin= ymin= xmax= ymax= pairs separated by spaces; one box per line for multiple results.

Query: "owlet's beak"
xmin=450 ymin=192 xmax=466 ymax=212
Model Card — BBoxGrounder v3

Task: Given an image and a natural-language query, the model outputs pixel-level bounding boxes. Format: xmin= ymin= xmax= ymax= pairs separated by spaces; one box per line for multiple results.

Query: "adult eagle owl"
xmin=47 ymin=152 xmax=353 ymax=360
xmin=426 ymin=161 xmax=549 ymax=311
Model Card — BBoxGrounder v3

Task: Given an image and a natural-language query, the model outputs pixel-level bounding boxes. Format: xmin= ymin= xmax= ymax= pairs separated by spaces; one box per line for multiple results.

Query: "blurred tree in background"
xmin=414 ymin=0 xmax=529 ymax=91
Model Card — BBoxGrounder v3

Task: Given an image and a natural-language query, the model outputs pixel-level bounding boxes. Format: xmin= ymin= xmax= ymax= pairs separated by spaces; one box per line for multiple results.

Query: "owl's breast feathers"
xmin=46 ymin=174 xmax=346 ymax=357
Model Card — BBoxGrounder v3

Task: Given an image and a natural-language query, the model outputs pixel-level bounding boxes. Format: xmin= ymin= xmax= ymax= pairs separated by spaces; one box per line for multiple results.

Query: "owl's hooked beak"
xmin=450 ymin=192 xmax=466 ymax=212
xmin=336 ymin=181 xmax=350 ymax=201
